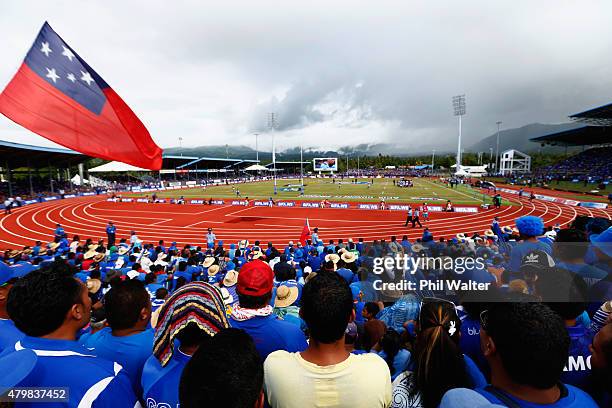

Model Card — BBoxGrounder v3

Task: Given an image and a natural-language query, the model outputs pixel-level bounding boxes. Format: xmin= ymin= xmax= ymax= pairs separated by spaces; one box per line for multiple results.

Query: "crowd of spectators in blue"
xmin=0 ymin=211 xmax=611 ymax=407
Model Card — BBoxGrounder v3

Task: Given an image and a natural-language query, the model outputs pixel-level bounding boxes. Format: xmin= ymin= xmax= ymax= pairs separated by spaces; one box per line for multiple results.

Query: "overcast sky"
xmin=1 ymin=1 xmax=611 ymax=153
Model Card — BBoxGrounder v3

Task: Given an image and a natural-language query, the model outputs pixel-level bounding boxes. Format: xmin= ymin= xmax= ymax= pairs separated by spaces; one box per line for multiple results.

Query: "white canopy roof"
xmin=88 ymin=161 xmax=149 ymax=173
xmin=244 ymin=164 xmax=269 ymax=171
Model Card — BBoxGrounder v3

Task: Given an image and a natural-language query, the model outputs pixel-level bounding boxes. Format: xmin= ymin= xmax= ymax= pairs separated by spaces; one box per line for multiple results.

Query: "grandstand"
xmin=531 ymin=103 xmax=612 ymax=181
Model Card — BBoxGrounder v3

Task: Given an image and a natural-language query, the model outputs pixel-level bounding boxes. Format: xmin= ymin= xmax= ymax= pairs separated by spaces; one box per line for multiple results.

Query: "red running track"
xmin=0 ymin=193 xmax=610 ymax=250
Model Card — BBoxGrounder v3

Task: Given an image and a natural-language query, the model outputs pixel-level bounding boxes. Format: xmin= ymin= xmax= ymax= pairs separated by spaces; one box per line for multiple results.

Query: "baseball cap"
xmin=237 ymin=260 xmax=274 ymax=297
xmin=520 ymin=250 xmax=555 ymax=272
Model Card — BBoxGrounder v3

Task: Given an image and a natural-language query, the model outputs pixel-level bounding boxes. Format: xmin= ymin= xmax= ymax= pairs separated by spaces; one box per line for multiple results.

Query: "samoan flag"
xmin=0 ymin=22 xmax=163 ymax=170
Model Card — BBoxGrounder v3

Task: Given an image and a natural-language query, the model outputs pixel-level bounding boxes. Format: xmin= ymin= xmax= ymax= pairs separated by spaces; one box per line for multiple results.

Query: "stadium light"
xmin=431 ymin=149 xmax=435 ymax=172
xmin=267 ymin=112 xmax=278 ymax=195
xmin=452 ymin=95 xmax=466 ymax=171
xmin=495 ymin=121 xmax=502 ymax=174
xmin=253 ymin=133 xmax=259 ymax=162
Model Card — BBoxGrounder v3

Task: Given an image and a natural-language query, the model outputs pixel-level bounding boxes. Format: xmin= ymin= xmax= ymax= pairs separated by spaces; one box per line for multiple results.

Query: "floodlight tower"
xmin=267 ymin=113 xmax=278 ymax=195
xmin=452 ymin=95 xmax=466 ymax=172
xmin=495 ymin=121 xmax=502 ymax=174
xmin=254 ymin=133 xmax=259 ymax=162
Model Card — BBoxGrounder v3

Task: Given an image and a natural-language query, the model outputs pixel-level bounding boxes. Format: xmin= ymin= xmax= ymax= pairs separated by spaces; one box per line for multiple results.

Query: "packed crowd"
xmin=534 ymin=147 xmax=612 ymax=183
xmin=1 ymin=213 xmax=611 ymax=407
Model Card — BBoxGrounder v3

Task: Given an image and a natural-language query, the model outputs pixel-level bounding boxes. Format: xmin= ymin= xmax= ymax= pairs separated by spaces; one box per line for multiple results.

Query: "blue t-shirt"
xmin=141 ymin=349 xmax=190 ymax=408
xmin=229 ymin=314 xmax=307 ymax=361
xmin=84 ymin=327 xmax=154 ymax=396
xmin=377 ymin=348 xmax=411 ymax=381
xmin=509 ymin=241 xmax=552 ymax=272
xmin=476 ymin=383 xmax=598 ymax=407
xmin=0 ymin=319 xmax=25 ymax=355
xmin=2 ymin=336 xmax=138 ymax=407
xmin=561 ymin=324 xmax=593 ymax=391
xmin=336 ymin=268 xmax=358 ymax=284
xmin=459 ymin=314 xmax=488 ymax=377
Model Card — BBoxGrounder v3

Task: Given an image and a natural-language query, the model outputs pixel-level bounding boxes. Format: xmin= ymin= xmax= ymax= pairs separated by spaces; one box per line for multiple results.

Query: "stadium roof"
xmin=176 ymin=156 xmax=258 ymax=170
xmin=88 ymin=161 xmax=149 ymax=172
xmin=530 ymin=125 xmax=612 ymax=146
xmin=0 ymin=140 xmax=86 ymax=168
xmin=570 ymin=102 xmax=612 ymax=126
xmin=264 ymin=161 xmax=311 ymax=167
xmin=162 ymin=154 xmax=200 ymax=169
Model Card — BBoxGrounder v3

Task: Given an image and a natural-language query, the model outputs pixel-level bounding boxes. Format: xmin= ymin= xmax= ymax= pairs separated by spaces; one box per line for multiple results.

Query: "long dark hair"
xmin=414 ymin=300 xmax=468 ymax=408
xmin=381 ymin=328 xmax=402 ymax=376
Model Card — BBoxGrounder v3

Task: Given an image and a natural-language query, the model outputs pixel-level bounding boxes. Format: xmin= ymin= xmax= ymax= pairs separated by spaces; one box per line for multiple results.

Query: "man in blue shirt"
xmin=0 ymin=263 xmax=24 ymax=354
xmin=142 ymin=282 xmax=230 ymax=408
xmin=106 ymin=221 xmax=116 ymax=248
xmin=509 ymin=216 xmax=552 ymax=273
xmin=2 ymin=263 xmax=138 ymax=407
xmin=84 ymin=279 xmax=154 ymax=397
xmin=476 ymin=301 xmax=597 ymax=407
xmin=229 ymin=260 xmax=307 ymax=361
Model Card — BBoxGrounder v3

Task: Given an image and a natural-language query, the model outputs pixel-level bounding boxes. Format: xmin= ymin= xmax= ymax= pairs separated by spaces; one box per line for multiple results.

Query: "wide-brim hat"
xmin=223 ymin=270 xmax=238 ymax=287
xmin=49 ymin=242 xmax=60 ymax=251
xmin=208 ymin=264 xmax=220 ymax=276
xmin=337 ymin=248 xmax=348 ymax=255
xmin=484 ymin=229 xmax=495 ymax=237
xmin=84 ymin=250 xmax=97 ymax=260
xmin=456 ymin=233 xmax=466 ymax=240
xmin=544 ymin=230 xmax=557 ymax=239
xmin=86 ymin=278 xmax=102 ymax=294
xmin=93 ymin=253 xmax=105 ymax=263
xmin=22 ymin=248 xmax=33 ymax=256
xmin=501 ymin=226 xmax=513 ymax=234
xmin=411 ymin=243 xmax=425 ymax=253
xmin=238 ymin=240 xmax=249 ymax=249
xmin=304 ymin=271 xmax=318 ymax=283
xmin=274 ymin=285 xmax=299 ymax=308
xmin=251 ymin=250 xmax=263 ymax=260
xmin=341 ymin=251 xmax=356 ymax=263
xmin=325 ymin=253 xmax=340 ymax=263
xmin=7 ymin=249 xmax=22 ymax=258
xmin=203 ymin=257 xmax=216 ymax=268
xmin=219 ymin=287 xmax=234 ymax=305
xmin=127 ymin=270 xmax=140 ymax=279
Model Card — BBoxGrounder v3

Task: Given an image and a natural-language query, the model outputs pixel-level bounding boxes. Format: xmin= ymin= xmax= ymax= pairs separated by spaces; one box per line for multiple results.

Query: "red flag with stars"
xmin=0 ymin=22 xmax=163 ymax=170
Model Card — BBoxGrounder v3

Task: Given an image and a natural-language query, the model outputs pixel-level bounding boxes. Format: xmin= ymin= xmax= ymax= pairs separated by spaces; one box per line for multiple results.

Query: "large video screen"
xmin=313 ymin=157 xmax=338 ymax=171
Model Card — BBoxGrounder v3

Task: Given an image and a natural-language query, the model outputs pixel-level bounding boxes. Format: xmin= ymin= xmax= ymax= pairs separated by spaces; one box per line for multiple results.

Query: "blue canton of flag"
xmin=24 ymin=22 xmax=107 ymax=114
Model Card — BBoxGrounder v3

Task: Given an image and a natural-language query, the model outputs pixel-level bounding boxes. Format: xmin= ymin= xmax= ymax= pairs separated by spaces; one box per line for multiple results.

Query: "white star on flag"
xmin=67 ymin=73 xmax=76 ymax=82
xmin=40 ymin=41 xmax=52 ymax=57
xmin=45 ymin=67 xmax=60 ymax=83
xmin=80 ymin=71 xmax=94 ymax=86
xmin=61 ymin=46 xmax=75 ymax=62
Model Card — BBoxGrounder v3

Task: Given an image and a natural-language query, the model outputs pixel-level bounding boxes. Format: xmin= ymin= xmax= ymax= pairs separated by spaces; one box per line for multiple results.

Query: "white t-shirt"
xmin=264 ymin=350 xmax=392 ymax=408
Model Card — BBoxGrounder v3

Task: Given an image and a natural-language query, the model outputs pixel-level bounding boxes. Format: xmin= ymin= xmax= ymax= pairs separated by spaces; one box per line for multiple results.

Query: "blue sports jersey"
xmin=84 ymin=327 xmax=154 ymax=396
xmin=141 ymin=349 xmax=190 ymax=408
xmin=560 ymin=324 xmax=593 ymax=391
xmin=0 ymin=318 xmax=25 ymax=355
xmin=2 ymin=336 xmax=138 ymax=407
xmin=476 ymin=383 xmax=597 ymax=407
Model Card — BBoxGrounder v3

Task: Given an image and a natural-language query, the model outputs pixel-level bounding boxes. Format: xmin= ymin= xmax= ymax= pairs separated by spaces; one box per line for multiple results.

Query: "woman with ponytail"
xmin=390 ymin=298 xmax=486 ymax=408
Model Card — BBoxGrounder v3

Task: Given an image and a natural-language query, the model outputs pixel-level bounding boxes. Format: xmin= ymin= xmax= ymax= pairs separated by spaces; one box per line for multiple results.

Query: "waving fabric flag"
xmin=299 ymin=218 xmax=311 ymax=246
xmin=0 ymin=22 xmax=163 ymax=170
